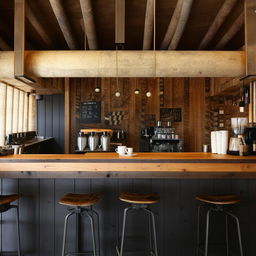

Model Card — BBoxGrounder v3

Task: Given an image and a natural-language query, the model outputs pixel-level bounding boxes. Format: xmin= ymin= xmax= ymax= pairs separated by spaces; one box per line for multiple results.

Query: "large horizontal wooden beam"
xmin=0 ymin=50 xmax=245 ymax=78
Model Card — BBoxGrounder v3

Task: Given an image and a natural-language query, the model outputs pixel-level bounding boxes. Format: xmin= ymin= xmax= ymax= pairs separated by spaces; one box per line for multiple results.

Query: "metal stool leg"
xmin=92 ymin=209 xmax=101 ymax=256
xmin=117 ymin=207 xmax=130 ymax=256
xmin=10 ymin=205 xmax=21 ymax=256
xmin=196 ymin=205 xmax=204 ymax=256
xmin=61 ymin=211 xmax=75 ymax=256
xmin=148 ymin=211 xmax=153 ymax=254
xmin=205 ymin=208 xmax=212 ymax=256
xmin=84 ymin=210 xmax=97 ymax=256
xmin=225 ymin=213 xmax=229 ymax=256
xmin=226 ymin=211 xmax=243 ymax=256
xmin=148 ymin=209 xmax=158 ymax=256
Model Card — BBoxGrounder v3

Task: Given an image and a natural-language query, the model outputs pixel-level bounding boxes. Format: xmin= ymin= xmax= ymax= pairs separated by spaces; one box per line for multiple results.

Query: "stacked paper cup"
xmin=211 ymin=130 xmax=229 ymax=154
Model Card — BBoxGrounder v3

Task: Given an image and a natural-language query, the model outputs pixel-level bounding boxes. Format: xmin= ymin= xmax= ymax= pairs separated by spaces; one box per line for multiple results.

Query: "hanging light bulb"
xmin=95 ymin=87 xmax=100 ymax=93
xmin=115 ymin=91 xmax=121 ymax=97
xmin=146 ymin=91 xmax=152 ymax=97
xmin=134 ymin=89 xmax=140 ymax=94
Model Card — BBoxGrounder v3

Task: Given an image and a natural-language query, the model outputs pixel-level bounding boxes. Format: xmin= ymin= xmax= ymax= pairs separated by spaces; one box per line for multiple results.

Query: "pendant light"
xmin=134 ymin=78 xmax=140 ymax=94
xmin=146 ymin=0 xmax=155 ymax=98
xmin=115 ymin=46 xmax=121 ymax=97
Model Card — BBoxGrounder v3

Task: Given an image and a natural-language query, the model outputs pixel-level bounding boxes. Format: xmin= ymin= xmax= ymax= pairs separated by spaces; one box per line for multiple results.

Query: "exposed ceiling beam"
xmin=198 ymin=0 xmax=237 ymax=49
xmin=0 ymin=50 xmax=245 ymax=78
xmin=79 ymin=0 xmax=98 ymax=50
xmin=143 ymin=0 xmax=154 ymax=50
xmin=214 ymin=12 xmax=244 ymax=50
xmin=0 ymin=37 xmax=11 ymax=50
xmin=244 ymin=0 xmax=256 ymax=76
xmin=160 ymin=0 xmax=183 ymax=50
xmin=26 ymin=3 xmax=53 ymax=48
xmin=168 ymin=0 xmax=194 ymax=50
xmin=80 ymin=19 xmax=87 ymax=50
xmin=48 ymin=0 xmax=77 ymax=49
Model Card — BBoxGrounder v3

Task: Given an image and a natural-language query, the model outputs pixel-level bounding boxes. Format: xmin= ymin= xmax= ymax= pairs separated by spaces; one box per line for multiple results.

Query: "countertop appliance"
xmin=140 ymin=122 xmax=182 ymax=152
xmin=228 ymin=117 xmax=248 ymax=155
xmin=244 ymin=126 xmax=256 ymax=155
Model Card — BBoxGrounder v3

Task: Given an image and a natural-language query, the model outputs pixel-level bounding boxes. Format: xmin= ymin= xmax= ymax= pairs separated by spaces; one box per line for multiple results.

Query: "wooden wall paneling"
xmin=39 ymin=180 xmax=55 ymax=256
xmin=64 ymin=78 xmax=70 ymax=153
xmin=0 ymin=83 xmax=7 ymax=146
xmin=19 ymin=179 xmax=40 ymax=256
xmin=12 ymin=88 xmax=19 ymax=133
xmin=127 ymin=78 xmax=137 ymax=150
xmin=187 ymin=78 xmax=206 ymax=152
xmin=28 ymin=94 xmax=36 ymax=131
xmin=5 ymin=86 xmax=14 ymax=136
xmin=183 ymin=78 xmax=190 ymax=152
xmin=163 ymin=78 xmax=174 ymax=108
xmin=23 ymin=92 xmax=28 ymax=132
xmin=54 ymin=179 xmax=76 ymax=256
xmin=172 ymin=78 xmax=185 ymax=140
xmin=18 ymin=91 xmax=24 ymax=132
xmin=1 ymin=179 xmax=19 ymax=253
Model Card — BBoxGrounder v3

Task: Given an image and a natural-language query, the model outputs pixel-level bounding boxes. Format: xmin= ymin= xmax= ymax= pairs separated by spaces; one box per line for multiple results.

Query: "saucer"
xmin=119 ymin=153 xmax=137 ymax=157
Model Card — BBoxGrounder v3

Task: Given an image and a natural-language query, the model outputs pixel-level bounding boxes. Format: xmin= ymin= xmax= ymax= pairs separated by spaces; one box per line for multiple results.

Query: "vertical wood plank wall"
xmin=36 ymin=94 xmax=64 ymax=153
xmin=70 ymin=78 xmax=207 ymax=152
xmin=1 ymin=178 xmax=256 ymax=256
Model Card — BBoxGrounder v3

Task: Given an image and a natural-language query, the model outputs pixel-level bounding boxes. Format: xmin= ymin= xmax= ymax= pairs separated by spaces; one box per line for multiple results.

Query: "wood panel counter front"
xmin=0 ymin=152 xmax=256 ymax=179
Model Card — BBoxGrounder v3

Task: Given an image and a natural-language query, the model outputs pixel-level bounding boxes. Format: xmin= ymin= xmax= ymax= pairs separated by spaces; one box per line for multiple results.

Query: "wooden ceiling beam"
xmin=79 ymin=0 xmax=98 ymax=50
xmin=26 ymin=4 xmax=53 ymax=48
xmin=198 ymin=0 xmax=237 ymax=50
xmin=143 ymin=0 xmax=154 ymax=50
xmin=0 ymin=37 xmax=11 ymax=50
xmin=168 ymin=0 xmax=194 ymax=50
xmin=214 ymin=12 xmax=244 ymax=50
xmin=0 ymin=50 xmax=245 ymax=78
xmin=160 ymin=0 xmax=183 ymax=50
xmin=48 ymin=0 xmax=77 ymax=49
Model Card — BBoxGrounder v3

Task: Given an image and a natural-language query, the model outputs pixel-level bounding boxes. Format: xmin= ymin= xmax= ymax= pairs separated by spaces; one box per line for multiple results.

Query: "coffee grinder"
xmin=228 ymin=117 xmax=248 ymax=154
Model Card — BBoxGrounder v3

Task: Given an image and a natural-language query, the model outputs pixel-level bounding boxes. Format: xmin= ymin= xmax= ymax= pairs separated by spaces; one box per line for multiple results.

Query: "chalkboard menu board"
xmin=80 ymin=101 xmax=101 ymax=124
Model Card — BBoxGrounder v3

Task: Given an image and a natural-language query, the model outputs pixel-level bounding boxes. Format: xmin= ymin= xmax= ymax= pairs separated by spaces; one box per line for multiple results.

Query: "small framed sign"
xmin=80 ymin=101 xmax=101 ymax=124
xmin=160 ymin=108 xmax=182 ymax=122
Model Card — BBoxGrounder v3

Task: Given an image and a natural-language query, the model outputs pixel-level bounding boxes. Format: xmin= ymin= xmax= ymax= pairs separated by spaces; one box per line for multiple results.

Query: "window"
xmin=0 ymin=82 xmax=36 ymax=146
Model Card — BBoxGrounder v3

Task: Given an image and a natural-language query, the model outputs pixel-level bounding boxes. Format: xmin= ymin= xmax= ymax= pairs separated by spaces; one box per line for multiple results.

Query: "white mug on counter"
xmin=125 ymin=147 xmax=133 ymax=156
xmin=115 ymin=146 xmax=127 ymax=155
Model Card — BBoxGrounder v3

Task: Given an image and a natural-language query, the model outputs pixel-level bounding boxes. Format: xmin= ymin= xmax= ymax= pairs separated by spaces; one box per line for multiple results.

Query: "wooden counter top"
xmin=0 ymin=152 xmax=256 ymax=179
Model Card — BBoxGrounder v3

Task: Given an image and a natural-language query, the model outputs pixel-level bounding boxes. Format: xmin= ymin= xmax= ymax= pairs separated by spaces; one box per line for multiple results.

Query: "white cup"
xmin=125 ymin=147 xmax=133 ymax=156
xmin=115 ymin=146 xmax=127 ymax=155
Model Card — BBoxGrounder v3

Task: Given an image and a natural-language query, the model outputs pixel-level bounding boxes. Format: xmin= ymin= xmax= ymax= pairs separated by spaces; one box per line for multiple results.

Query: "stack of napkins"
xmin=211 ymin=130 xmax=229 ymax=154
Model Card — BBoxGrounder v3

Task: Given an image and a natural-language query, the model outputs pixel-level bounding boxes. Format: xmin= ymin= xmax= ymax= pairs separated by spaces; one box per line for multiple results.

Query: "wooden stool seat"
xmin=119 ymin=192 xmax=159 ymax=204
xmin=0 ymin=194 xmax=21 ymax=206
xmin=195 ymin=194 xmax=240 ymax=205
xmin=59 ymin=192 xmax=101 ymax=207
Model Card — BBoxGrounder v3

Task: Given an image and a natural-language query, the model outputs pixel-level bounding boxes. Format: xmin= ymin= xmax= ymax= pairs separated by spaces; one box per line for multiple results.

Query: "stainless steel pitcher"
xmin=77 ymin=132 xmax=87 ymax=151
xmin=101 ymin=132 xmax=110 ymax=151
xmin=88 ymin=132 xmax=98 ymax=151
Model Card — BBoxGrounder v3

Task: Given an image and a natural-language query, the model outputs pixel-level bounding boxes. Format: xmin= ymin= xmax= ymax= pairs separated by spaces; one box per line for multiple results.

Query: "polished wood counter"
xmin=0 ymin=152 xmax=256 ymax=178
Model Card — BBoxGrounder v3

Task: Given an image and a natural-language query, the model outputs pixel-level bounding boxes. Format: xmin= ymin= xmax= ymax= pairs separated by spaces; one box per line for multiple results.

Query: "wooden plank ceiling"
xmin=0 ymin=0 xmax=244 ymax=51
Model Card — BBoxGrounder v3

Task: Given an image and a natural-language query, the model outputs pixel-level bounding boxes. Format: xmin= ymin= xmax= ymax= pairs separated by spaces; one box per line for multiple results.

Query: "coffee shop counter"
xmin=0 ymin=152 xmax=256 ymax=179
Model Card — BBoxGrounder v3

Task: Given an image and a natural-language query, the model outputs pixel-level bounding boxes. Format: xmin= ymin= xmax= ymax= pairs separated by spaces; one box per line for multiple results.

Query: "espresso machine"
xmin=228 ymin=117 xmax=248 ymax=154
xmin=140 ymin=121 xmax=182 ymax=152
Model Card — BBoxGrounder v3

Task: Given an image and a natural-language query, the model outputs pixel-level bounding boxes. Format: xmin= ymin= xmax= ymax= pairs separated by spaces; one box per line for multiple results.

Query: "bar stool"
xmin=59 ymin=192 xmax=101 ymax=256
xmin=116 ymin=192 xmax=159 ymax=256
xmin=0 ymin=194 xmax=21 ymax=256
xmin=196 ymin=194 xmax=243 ymax=256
